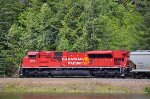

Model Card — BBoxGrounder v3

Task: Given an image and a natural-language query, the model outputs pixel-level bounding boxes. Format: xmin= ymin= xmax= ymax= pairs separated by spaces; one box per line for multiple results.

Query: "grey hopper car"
xmin=130 ymin=50 xmax=150 ymax=78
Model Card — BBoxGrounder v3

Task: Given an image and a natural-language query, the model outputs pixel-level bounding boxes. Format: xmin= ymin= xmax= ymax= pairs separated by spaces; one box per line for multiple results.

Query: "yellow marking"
xmin=83 ymin=57 xmax=89 ymax=65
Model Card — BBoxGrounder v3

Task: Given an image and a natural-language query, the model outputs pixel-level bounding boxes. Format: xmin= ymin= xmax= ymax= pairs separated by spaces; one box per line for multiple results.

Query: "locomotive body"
xmin=19 ymin=50 xmax=129 ymax=77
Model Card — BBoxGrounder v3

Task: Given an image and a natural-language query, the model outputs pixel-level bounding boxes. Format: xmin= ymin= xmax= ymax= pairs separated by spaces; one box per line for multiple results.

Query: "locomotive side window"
xmin=114 ymin=58 xmax=124 ymax=62
xmin=88 ymin=54 xmax=112 ymax=58
xmin=114 ymin=58 xmax=124 ymax=65
xmin=28 ymin=55 xmax=36 ymax=58
xmin=54 ymin=52 xmax=62 ymax=57
xmin=54 ymin=52 xmax=62 ymax=61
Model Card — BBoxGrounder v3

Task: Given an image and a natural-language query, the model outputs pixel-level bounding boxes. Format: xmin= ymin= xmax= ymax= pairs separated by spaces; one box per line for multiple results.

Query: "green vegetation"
xmin=144 ymin=87 xmax=150 ymax=94
xmin=0 ymin=0 xmax=150 ymax=76
xmin=0 ymin=83 xmax=135 ymax=94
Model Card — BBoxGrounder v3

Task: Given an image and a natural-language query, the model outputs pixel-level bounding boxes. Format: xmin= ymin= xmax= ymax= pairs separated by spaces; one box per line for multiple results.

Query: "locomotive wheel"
xmin=104 ymin=70 xmax=108 ymax=78
xmin=19 ymin=74 xmax=24 ymax=78
xmin=94 ymin=74 xmax=100 ymax=78
xmin=114 ymin=70 xmax=119 ymax=78
xmin=24 ymin=70 xmax=29 ymax=77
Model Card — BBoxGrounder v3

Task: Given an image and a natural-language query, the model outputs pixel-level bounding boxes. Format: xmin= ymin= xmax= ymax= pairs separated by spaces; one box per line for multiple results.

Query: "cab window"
xmin=88 ymin=54 xmax=112 ymax=58
xmin=28 ymin=55 xmax=36 ymax=58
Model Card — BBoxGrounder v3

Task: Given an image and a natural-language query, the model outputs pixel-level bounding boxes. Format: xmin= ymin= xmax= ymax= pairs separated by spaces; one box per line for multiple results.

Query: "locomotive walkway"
xmin=0 ymin=78 xmax=150 ymax=94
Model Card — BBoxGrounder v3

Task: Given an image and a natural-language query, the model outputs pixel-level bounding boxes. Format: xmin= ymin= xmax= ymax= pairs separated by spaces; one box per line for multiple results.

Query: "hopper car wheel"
xmin=132 ymin=73 xmax=142 ymax=79
xmin=136 ymin=73 xmax=144 ymax=79
xmin=132 ymin=73 xmax=136 ymax=79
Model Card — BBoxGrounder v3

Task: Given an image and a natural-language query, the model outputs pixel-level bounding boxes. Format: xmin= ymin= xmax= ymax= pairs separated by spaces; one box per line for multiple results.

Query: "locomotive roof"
xmin=87 ymin=50 xmax=128 ymax=54
xmin=87 ymin=50 xmax=113 ymax=54
xmin=28 ymin=52 xmax=39 ymax=55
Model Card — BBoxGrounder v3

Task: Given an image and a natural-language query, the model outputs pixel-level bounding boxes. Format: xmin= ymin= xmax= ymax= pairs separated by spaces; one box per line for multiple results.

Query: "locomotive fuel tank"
xmin=51 ymin=70 xmax=91 ymax=77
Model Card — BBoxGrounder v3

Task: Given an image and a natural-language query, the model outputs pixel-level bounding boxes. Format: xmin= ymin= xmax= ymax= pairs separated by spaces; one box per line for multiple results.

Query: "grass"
xmin=0 ymin=80 xmax=149 ymax=94
xmin=144 ymin=87 xmax=150 ymax=94
xmin=95 ymin=85 xmax=129 ymax=94
xmin=1 ymin=83 xmax=132 ymax=94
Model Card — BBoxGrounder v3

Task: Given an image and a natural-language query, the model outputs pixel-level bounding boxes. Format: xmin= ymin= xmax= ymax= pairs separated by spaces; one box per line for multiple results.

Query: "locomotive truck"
xmin=19 ymin=50 xmax=130 ymax=78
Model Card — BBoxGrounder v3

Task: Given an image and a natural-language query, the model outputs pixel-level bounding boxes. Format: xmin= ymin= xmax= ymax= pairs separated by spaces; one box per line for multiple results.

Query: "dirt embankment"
xmin=0 ymin=78 xmax=150 ymax=94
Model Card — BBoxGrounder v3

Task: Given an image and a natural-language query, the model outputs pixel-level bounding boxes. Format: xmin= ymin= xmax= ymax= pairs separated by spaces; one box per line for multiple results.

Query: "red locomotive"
xmin=19 ymin=50 xmax=129 ymax=77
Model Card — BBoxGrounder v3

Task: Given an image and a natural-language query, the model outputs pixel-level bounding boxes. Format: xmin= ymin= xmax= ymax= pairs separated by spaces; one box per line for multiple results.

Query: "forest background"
xmin=0 ymin=0 xmax=150 ymax=76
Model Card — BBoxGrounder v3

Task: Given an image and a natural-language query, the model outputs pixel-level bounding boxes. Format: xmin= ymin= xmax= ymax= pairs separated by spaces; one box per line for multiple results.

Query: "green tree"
xmin=3 ymin=0 xmax=146 ymax=76
xmin=0 ymin=0 xmax=28 ymax=76
xmin=55 ymin=0 xmax=144 ymax=52
xmin=137 ymin=0 xmax=150 ymax=49
xmin=105 ymin=2 xmax=143 ymax=50
xmin=8 ymin=2 xmax=61 ymax=70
